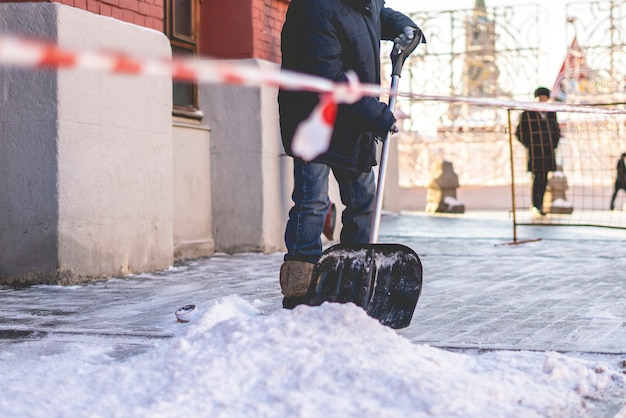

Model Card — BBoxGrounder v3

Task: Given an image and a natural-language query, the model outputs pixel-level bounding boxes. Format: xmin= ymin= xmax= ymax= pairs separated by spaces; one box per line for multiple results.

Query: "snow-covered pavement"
xmin=1 ymin=211 xmax=625 ymax=417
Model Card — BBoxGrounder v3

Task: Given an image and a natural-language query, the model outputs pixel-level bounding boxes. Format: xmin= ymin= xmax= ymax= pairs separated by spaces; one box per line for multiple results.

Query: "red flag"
xmin=552 ymin=37 xmax=589 ymax=101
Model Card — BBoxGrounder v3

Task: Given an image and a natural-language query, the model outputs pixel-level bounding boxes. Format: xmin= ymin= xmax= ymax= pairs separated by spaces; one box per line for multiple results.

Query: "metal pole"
xmin=370 ymin=74 xmax=400 ymax=243
xmin=370 ymin=31 xmax=422 ymax=243
xmin=507 ymin=109 xmax=518 ymax=243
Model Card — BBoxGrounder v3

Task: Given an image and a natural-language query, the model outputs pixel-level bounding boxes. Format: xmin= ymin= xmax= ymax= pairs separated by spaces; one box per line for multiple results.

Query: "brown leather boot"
xmin=279 ymin=261 xmax=314 ymax=309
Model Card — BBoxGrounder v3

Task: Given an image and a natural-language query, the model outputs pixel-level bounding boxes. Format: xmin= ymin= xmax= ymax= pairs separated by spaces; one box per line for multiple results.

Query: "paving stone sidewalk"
xmin=1 ymin=211 xmax=625 ymax=358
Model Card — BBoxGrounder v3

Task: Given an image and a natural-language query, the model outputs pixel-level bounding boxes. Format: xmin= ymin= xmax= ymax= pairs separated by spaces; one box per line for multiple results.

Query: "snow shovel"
xmin=304 ymin=32 xmax=424 ymax=329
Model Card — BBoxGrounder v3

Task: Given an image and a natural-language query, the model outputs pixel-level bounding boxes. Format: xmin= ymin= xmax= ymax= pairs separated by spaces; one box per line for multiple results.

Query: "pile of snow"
xmin=1 ymin=296 xmax=625 ymax=417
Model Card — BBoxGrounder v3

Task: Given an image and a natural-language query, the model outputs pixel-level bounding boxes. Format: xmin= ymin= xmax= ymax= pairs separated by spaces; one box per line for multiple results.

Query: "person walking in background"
xmin=610 ymin=153 xmax=626 ymax=210
xmin=277 ymin=0 xmax=423 ymax=308
xmin=515 ymin=87 xmax=561 ymax=216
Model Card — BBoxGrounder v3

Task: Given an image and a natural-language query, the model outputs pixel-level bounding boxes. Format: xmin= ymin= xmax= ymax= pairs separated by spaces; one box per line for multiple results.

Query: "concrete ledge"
xmin=174 ymin=239 xmax=216 ymax=261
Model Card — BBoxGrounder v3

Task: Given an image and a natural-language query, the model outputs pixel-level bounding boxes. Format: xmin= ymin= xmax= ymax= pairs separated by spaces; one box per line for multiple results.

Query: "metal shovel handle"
xmin=370 ymin=29 xmax=423 ymax=243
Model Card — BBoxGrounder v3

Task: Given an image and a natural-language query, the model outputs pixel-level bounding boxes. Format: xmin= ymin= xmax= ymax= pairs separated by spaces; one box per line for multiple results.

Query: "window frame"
xmin=165 ymin=0 xmax=202 ymax=119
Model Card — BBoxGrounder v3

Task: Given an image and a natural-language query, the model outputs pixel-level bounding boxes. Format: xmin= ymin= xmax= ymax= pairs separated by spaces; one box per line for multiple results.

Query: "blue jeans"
xmin=284 ymin=159 xmax=376 ymax=263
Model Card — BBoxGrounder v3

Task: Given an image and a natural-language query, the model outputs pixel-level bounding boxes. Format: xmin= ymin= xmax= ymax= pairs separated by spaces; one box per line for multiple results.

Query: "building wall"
xmin=251 ymin=0 xmax=287 ymax=63
xmin=0 ymin=0 xmax=164 ymax=31
xmin=200 ymin=0 xmax=286 ymax=63
xmin=0 ymin=0 xmax=307 ymax=283
xmin=200 ymin=0 xmax=253 ymax=59
xmin=199 ymin=59 xmax=288 ymax=254
xmin=61 ymin=0 xmax=163 ymax=31
xmin=0 ymin=5 xmax=59 ymax=282
xmin=172 ymin=119 xmax=214 ymax=260
xmin=198 ymin=1 xmax=291 ymax=254
xmin=0 ymin=3 xmax=173 ymax=284
xmin=0 ymin=0 xmax=289 ymax=63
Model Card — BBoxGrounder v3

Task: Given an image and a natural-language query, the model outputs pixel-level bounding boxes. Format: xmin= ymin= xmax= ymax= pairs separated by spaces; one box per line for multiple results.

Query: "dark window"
xmin=165 ymin=0 xmax=200 ymax=117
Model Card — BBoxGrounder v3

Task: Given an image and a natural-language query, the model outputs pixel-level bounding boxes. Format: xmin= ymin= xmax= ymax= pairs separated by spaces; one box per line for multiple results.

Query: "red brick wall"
xmin=57 ymin=0 xmax=163 ymax=31
xmin=251 ymin=0 xmax=288 ymax=63
xmin=200 ymin=0 xmax=253 ymax=59
xmin=200 ymin=0 xmax=287 ymax=63
xmin=1 ymin=0 xmax=287 ymax=62
xmin=0 ymin=0 xmax=165 ymax=32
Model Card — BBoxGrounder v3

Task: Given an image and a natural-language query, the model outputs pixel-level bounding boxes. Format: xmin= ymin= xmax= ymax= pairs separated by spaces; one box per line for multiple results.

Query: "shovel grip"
xmin=391 ymin=28 xmax=423 ymax=76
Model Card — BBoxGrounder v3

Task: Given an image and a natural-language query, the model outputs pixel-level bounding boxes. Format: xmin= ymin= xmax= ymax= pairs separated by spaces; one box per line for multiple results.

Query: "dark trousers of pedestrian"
xmin=532 ymin=171 xmax=549 ymax=211
xmin=610 ymin=185 xmax=626 ymax=210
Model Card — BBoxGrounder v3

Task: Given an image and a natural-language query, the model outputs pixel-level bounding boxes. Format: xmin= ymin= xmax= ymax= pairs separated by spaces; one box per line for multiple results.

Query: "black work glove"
xmin=390 ymin=123 xmax=398 ymax=134
xmin=372 ymin=106 xmax=397 ymax=138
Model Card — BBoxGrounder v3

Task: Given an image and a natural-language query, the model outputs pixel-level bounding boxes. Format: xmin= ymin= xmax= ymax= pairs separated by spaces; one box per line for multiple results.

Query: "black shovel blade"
xmin=305 ymin=243 xmax=423 ymax=329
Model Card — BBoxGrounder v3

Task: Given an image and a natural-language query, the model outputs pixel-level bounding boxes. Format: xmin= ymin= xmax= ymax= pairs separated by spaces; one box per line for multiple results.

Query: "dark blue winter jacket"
xmin=278 ymin=0 xmax=417 ymax=172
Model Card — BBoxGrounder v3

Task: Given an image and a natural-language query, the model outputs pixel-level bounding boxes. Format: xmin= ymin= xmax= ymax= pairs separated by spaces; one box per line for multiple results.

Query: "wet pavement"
xmin=1 ymin=211 xmax=625 ymax=359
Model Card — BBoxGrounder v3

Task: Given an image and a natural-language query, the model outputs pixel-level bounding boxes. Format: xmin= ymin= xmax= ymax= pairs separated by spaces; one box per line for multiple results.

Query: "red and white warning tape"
xmin=1 ymin=35 xmax=625 ymax=160
xmin=0 ymin=35 xmax=378 ymax=160
xmin=397 ymin=92 xmax=626 ymax=115
xmin=2 ymin=35 xmax=623 ymax=114
xmin=0 ymin=36 xmax=381 ymax=96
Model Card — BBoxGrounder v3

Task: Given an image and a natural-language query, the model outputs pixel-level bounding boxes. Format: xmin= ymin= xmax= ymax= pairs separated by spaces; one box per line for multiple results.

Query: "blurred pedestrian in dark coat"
xmin=610 ymin=153 xmax=626 ymax=210
xmin=516 ymin=87 xmax=561 ymax=215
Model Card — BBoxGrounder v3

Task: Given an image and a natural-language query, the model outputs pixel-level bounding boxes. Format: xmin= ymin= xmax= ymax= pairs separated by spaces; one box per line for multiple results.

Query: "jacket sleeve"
xmin=331 ymin=74 xmax=395 ymax=136
xmin=380 ymin=8 xmax=419 ymax=41
xmin=351 ymin=94 xmax=396 ymax=136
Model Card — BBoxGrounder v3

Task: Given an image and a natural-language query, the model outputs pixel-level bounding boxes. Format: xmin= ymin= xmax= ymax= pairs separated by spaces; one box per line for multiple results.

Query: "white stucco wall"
xmin=0 ymin=3 xmax=173 ymax=284
xmin=201 ymin=59 xmax=291 ymax=254
xmin=0 ymin=4 xmax=60 ymax=282
xmin=172 ymin=119 xmax=214 ymax=260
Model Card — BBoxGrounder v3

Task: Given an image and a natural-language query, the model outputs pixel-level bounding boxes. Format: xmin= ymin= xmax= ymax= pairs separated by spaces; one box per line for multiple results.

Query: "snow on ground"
xmin=1 ymin=295 xmax=624 ymax=418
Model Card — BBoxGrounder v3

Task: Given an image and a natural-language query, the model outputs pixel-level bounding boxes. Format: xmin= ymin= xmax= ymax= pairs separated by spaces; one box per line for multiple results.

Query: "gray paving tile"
xmin=1 ymin=211 xmax=625 ymax=358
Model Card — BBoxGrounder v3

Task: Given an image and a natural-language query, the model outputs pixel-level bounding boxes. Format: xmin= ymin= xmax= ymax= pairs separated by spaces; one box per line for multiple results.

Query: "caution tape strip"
xmin=0 ymin=36 xmax=379 ymax=104
xmin=1 ymin=35 xmax=625 ymax=115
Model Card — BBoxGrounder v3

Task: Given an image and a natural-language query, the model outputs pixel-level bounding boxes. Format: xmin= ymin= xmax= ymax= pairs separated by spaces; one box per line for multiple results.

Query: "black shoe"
xmin=282 ymin=296 xmax=307 ymax=309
